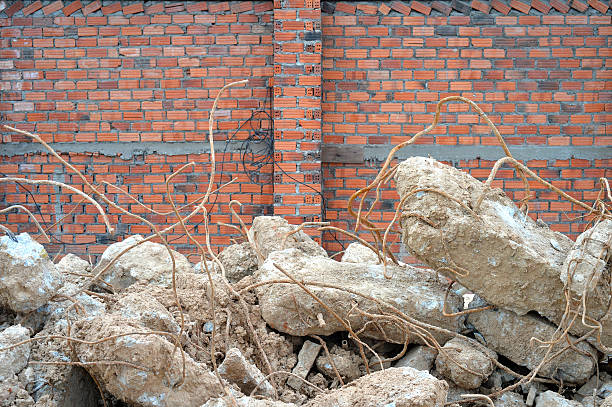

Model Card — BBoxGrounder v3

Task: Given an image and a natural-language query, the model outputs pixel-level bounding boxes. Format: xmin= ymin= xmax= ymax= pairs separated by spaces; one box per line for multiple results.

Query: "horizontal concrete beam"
xmin=1 ymin=141 xmax=609 ymax=164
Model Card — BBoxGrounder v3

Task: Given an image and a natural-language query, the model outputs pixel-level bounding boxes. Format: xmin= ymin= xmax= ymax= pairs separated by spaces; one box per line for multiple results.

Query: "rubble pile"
xmin=0 ymin=157 xmax=610 ymax=407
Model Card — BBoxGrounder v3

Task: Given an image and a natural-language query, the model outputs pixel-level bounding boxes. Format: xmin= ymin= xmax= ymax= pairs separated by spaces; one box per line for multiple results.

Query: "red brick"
xmin=5 ymin=0 xmax=23 ymax=16
xmin=62 ymin=0 xmax=81 ymax=16
xmin=42 ymin=0 xmax=63 ymax=15
xmin=391 ymin=1 xmax=411 ymax=15
xmin=185 ymin=2 xmax=207 ymax=12
xmin=530 ymin=0 xmax=551 ymax=12
xmin=472 ymin=0 xmax=491 ymax=12
xmin=101 ymin=2 xmax=121 ymax=15
xmin=378 ymin=3 xmax=391 ymax=14
xmin=356 ymin=3 xmax=378 ymax=14
xmin=208 ymin=1 xmax=230 ymax=13
xmin=123 ymin=3 xmax=143 ymax=15
xmin=335 ymin=2 xmax=356 ymax=13
xmin=570 ymin=0 xmax=589 ymax=10
xmin=491 ymin=0 xmax=512 ymax=13
xmin=411 ymin=1 xmax=431 ymax=14
xmin=22 ymin=0 xmax=43 ymax=15
xmin=145 ymin=2 xmax=164 ymax=14
xmin=550 ymin=0 xmax=570 ymax=12
xmin=431 ymin=1 xmax=452 ymax=14
xmin=81 ymin=0 xmax=100 ymax=15
xmin=510 ymin=0 xmax=531 ymax=12
xmin=588 ymin=0 xmax=609 ymax=11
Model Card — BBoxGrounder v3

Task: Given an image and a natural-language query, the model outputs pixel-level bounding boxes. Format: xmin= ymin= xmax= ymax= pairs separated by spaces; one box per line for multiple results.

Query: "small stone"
xmin=495 ymin=392 xmax=527 ymax=407
xmin=315 ymin=345 xmax=362 ymax=382
xmin=217 ymin=242 xmax=258 ymax=282
xmin=435 ymin=337 xmax=497 ymax=389
xmin=340 ymin=242 xmax=381 ymax=264
xmin=394 ymin=345 xmax=437 ymax=372
xmin=287 ymin=340 xmax=321 ymax=390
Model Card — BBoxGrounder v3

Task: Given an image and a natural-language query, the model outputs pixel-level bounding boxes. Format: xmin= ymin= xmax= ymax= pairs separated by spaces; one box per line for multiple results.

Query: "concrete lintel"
xmin=363 ymin=144 xmax=611 ymax=164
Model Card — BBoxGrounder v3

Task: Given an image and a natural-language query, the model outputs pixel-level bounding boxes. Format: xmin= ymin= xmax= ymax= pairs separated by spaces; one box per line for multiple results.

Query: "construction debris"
xmin=1 ymin=95 xmax=610 ymax=406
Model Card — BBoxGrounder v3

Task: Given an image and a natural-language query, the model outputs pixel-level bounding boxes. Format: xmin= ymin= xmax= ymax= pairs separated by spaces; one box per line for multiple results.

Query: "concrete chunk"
xmin=0 ymin=233 xmax=64 ymax=312
xmin=304 ymin=367 xmax=448 ymax=407
xmin=255 ymin=248 xmax=464 ymax=344
xmin=394 ymin=157 xmax=610 ymax=345
xmin=218 ymin=348 xmax=274 ymax=398
xmin=468 ymin=307 xmax=596 ymax=384
xmin=435 ymin=337 xmax=496 ymax=389
xmin=287 ymin=340 xmax=321 ymax=390
xmin=395 ymin=345 xmax=437 ymax=372
xmin=249 ymin=216 xmax=327 ymax=261
xmin=0 ymin=325 xmax=30 ymax=381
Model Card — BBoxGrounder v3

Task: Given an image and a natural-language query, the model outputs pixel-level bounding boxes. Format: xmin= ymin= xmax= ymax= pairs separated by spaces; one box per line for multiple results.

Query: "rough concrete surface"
xmin=495 ymin=392 xmax=527 ymax=407
xmin=315 ymin=345 xmax=363 ymax=382
xmin=535 ymin=391 xmax=583 ymax=407
xmin=218 ymin=347 xmax=274 ymax=398
xmin=561 ymin=219 xmax=611 ymax=299
xmin=249 ymin=216 xmax=327 ymax=261
xmin=0 ymin=233 xmax=63 ymax=313
xmin=0 ymin=325 xmax=30 ymax=381
xmin=395 ymin=345 xmax=438 ymax=372
xmin=435 ymin=337 xmax=497 ymax=389
xmin=341 ymin=242 xmax=382 ymax=264
xmin=73 ymin=314 xmax=224 ymax=407
xmin=288 ymin=340 xmax=321 ymax=390
xmin=305 ymin=366 xmax=448 ymax=407
xmin=94 ymin=234 xmax=194 ymax=291
xmin=202 ymin=395 xmax=297 ymax=407
xmin=112 ymin=292 xmax=180 ymax=334
xmin=468 ymin=307 xmax=596 ymax=384
xmin=394 ymin=156 xmax=610 ymax=345
xmin=217 ymin=242 xmax=259 ymax=283
xmin=255 ymin=248 xmax=464 ymax=344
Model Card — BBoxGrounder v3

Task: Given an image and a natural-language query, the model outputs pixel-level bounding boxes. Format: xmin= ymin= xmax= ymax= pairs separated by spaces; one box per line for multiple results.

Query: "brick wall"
xmin=0 ymin=0 xmax=610 ymax=261
xmin=320 ymin=3 xmax=611 ymax=255
xmin=1 ymin=1 xmax=275 ymax=260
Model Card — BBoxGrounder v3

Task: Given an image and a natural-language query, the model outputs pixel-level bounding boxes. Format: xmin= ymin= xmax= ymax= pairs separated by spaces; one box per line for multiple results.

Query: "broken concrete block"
xmin=255 ymin=248 xmax=464 ymax=344
xmin=305 ymin=366 xmax=448 ymax=407
xmin=535 ymin=391 xmax=582 ymax=407
xmin=315 ymin=345 xmax=362 ymax=382
xmin=561 ymin=219 xmax=611 ymax=298
xmin=218 ymin=348 xmax=274 ymax=398
xmin=112 ymin=292 xmax=180 ymax=333
xmin=435 ymin=337 xmax=496 ymax=389
xmin=341 ymin=242 xmax=381 ymax=264
xmin=249 ymin=216 xmax=327 ymax=260
xmin=287 ymin=340 xmax=321 ymax=391
xmin=495 ymin=392 xmax=527 ymax=407
xmin=0 ymin=374 xmax=35 ymax=407
xmin=94 ymin=235 xmax=194 ymax=291
xmin=394 ymin=157 xmax=610 ymax=345
xmin=468 ymin=307 xmax=596 ymax=384
xmin=394 ymin=345 xmax=437 ymax=372
xmin=74 ymin=314 xmax=223 ymax=407
xmin=0 ymin=232 xmax=64 ymax=313
xmin=218 ymin=242 xmax=259 ymax=283
xmin=0 ymin=325 xmax=30 ymax=381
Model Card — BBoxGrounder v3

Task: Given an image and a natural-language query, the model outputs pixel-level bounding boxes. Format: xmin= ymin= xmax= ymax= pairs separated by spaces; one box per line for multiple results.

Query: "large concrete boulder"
xmin=249 ymin=216 xmax=327 ymax=261
xmin=74 ymin=314 xmax=224 ymax=407
xmin=304 ymin=367 xmax=448 ymax=407
xmin=435 ymin=337 xmax=497 ymax=389
xmin=394 ymin=157 xmax=610 ymax=345
xmin=468 ymin=307 xmax=596 ymax=384
xmin=254 ymin=248 xmax=464 ymax=344
xmin=94 ymin=235 xmax=194 ymax=291
xmin=0 ymin=233 xmax=64 ymax=313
